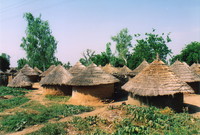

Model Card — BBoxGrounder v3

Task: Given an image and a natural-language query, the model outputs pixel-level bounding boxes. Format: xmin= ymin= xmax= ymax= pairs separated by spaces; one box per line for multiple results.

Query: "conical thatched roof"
xmin=7 ymin=71 xmax=32 ymax=87
xmin=131 ymin=60 xmax=149 ymax=75
xmin=40 ymin=65 xmax=73 ymax=85
xmin=68 ymin=62 xmax=86 ymax=76
xmin=117 ymin=65 xmax=132 ymax=75
xmin=40 ymin=65 xmax=56 ymax=77
xmin=68 ymin=63 xmax=119 ymax=86
xmin=102 ymin=63 xmax=119 ymax=74
xmin=34 ymin=67 xmax=43 ymax=74
xmin=170 ymin=60 xmax=200 ymax=82
xmin=122 ymin=59 xmax=193 ymax=96
xmin=190 ymin=63 xmax=200 ymax=75
xmin=20 ymin=64 xmax=39 ymax=76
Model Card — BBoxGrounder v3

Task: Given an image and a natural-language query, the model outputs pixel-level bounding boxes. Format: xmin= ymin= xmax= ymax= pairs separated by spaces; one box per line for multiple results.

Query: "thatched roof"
xmin=122 ymin=59 xmax=193 ymax=96
xmin=117 ymin=65 xmax=132 ymax=75
xmin=68 ymin=63 xmax=119 ymax=86
xmin=102 ymin=63 xmax=119 ymax=74
xmin=20 ymin=64 xmax=39 ymax=76
xmin=7 ymin=71 xmax=32 ymax=87
xmin=34 ymin=67 xmax=43 ymax=74
xmin=40 ymin=65 xmax=73 ymax=86
xmin=190 ymin=63 xmax=200 ymax=75
xmin=170 ymin=60 xmax=200 ymax=82
xmin=131 ymin=60 xmax=149 ymax=75
xmin=40 ymin=65 xmax=56 ymax=77
xmin=68 ymin=62 xmax=86 ymax=76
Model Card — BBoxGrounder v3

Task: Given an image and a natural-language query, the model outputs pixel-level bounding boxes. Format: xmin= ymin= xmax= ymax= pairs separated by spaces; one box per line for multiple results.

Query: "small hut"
xmin=6 ymin=68 xmax=18 ymax=84
xmin=170 ymin=60 xmax=200 ymax=94
xmin=40 ymin=65 xmax=56 ymax=79
xmin=7 ymin=71 xmax=32 ymax=88
xmin=68 ymin=62 xmax=86 ymax=76
xmin=40 ymin=65 xmax=73 ymax=96
xmin=131 ymin=59 xmax=149 ymax=77
xmin=68 ymin=63 xmax=119 ymax=104
xmin=20 ymin=64 xmax=39 ymax=82
xmin=190 ymin=63 xmax=200 ymax=76
xmin=34 ymin=67 xmax=43 ymax=74
xmin=102 ymin=63 xmax=119 ymax=74
xmin=122 ymin=58 xmax=193 ymax=112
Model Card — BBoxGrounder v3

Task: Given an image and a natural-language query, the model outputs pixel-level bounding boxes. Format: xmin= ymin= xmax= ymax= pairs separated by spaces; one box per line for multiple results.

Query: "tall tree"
xmin=79 ymin=49 xmax=95 ymax=66
xmin=0 ymin=53 xmax=10 ymax=72
xmin=128 ymin=30 xmax=172 ymax=69
xmin=20 ymin=13 xmax=58 ymax=71
xmin=170 ymin=41 xmax=200 ymax=65
xmin=111 ymin=28 xmax=132 ymax=65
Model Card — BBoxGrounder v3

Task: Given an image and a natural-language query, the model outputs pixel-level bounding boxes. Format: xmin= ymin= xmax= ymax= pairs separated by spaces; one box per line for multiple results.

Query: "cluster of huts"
xmin=4 ymin=56 xmax=200 ymax=112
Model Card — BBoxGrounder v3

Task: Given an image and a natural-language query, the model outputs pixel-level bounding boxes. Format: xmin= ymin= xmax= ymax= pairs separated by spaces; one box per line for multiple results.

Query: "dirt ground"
xmin=5 ymin=84 xmax=200 ymax=135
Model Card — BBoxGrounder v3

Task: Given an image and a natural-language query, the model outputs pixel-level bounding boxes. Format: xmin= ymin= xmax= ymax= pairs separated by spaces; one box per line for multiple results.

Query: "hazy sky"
xmin=0 ymin=0 xmax=200 ymax=67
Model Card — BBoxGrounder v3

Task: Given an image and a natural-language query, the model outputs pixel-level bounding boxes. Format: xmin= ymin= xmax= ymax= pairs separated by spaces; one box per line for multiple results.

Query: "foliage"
xmin=0 ymin=97 xmax=29 ymax=112
xmin=111 ymin=28 xmax=133 ymax=65
xmin=79 ymin=49 xmax=95 ymax=66
xmin=0 ymin=53 xmax=10 ymax=72
xmin=0 ymin=86 xmax=29 ymax=96
xmin=45 ymin=95 xmax=71 ymax=102
xmin=28 ymin=123 xmax=67 ymax=135
xmin=170 ymin=41 xmax=200 ymax=65
xmin=20 ymin=13 xmax=58 ymax=71
xmin=128 ymin=30 xmax=172 ymax=69
xmin=17 ymin=58 xmax=28 ymax=69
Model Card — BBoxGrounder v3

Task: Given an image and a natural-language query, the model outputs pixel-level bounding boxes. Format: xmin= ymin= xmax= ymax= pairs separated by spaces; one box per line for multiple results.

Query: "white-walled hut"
xmin=67 ymin=63 xmax=119 ymax=104
xmin=20 ymin=64 xmax=39 ymax=82
xmin=68 ymin=62 xmax=86 ymax=76
xmin=130 ymin=59 xmax=149 ymax=77
xmin=170 ymin=60 xmax=200 ymax=94
xmin=7 ymin=71 xmax=32 ymax=88
xmin=122 ymin=58 xmax=193 ymax=112
xmin=40 ymin=65 xmax=73 ymax=96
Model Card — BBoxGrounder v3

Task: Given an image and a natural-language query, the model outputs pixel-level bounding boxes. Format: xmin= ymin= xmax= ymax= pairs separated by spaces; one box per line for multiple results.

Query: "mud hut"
xmin=190 ymin=63 xmax=200 ymax=76
xmin=40 ymin=65 xmax=73 ymax=96
xmin=131 ymin=59 xmax=149 ymax=77
xmin=102 ymin=63 xmax=119 ymax=74
xmin=40 ymin=65 xmax=56 ymax=78
xmin=20 ymin=64 xmax=39 ymax=82
xmin=68 ymin=62 xmax=86 ymax=76
xmin=7 ymin=71 xmax=32 ymax=88
xmin=6 ymin=68 xmax=18 ymax=84
xmin=122 ymin=58 xmax=193 ymax=112
xmin=117 ymin=65 xmax=132 ymax=76
xmin=68 ymin=63 xmax=119 ymax=104
xmin=170 ymin=60 xmax=200 ymax=94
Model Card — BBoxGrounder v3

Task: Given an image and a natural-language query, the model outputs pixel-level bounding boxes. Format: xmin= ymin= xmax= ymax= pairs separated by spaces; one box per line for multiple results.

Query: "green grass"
xmin=45 ymin=95 xmax=71 ymax=102
xmin=0 ymin=86 xmax=29 ymax=96
xmin=0 ymin=97 xmax=30 ymax=112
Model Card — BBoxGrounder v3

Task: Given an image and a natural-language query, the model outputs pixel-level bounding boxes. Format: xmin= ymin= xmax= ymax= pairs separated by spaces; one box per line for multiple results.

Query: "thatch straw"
xmin=34 ymin=67 xmax=43 ymax=74
xmin=170 ymin=60 xmax=200 ymax=82
xmin=68 ymin=63 xmax=119 ymax=86
xmin=68 ymin=62 xmax=86 ymax=76
xmin=20 ymin=64 xmax=39 ymax=76
xmin=40 ymin=65 xmax=56 ymax=77
xmin=102 ymin=63 xmax=119 ymax=74
xmin=122 ymin=59 xmax=193 ymax=96
xmin=190 ymin=63 xmax=200 ymax=75
xmin=40 ymin=65 xmax=73 ymax=85
xmin=7 ymin=71 xmax=32 ymax=87
xmin=118 ymin=65 xmax=132 ymax=75
xmin=131 ymin=59 xmax=149 ymax=75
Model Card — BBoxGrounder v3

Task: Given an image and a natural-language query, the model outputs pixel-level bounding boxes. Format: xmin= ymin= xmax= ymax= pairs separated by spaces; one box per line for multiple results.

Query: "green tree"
xmin=111 ymin=28 xmax=132 ymax=65
xmin=0 ymin=53 xmax=10 ymax=72
xmin=128 ymin=30 xmax=172 ymax=69
xmin=17 ymin=58 xmax=28 ymax=69
xmin=170 ymin=41 xmax=200 ymax=65
xmin=79 ymin=49 xmax=95 ymax=66
xmin=20 ymin=13 xmax=58 ymax=71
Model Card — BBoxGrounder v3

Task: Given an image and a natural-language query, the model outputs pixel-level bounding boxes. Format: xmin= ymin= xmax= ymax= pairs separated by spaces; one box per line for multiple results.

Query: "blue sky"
xmin=0 ymin=0 xmax=200 ymax=67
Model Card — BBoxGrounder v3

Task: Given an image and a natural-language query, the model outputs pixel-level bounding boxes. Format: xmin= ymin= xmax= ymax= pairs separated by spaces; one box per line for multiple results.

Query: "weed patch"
xmin=0 ymin=86 xmax=29 ymax=96
xmin=45 ymin=95 xmax=71 ymax=102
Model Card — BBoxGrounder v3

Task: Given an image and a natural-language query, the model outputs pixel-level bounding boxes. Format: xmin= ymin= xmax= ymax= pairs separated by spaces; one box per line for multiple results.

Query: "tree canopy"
xmin=0 ymin=53 xmax=10 ymax=72
xmin=20 ymin=13 xmax=58 ymax=71
xmin=170 ymin=41 xmax=200 ymax=65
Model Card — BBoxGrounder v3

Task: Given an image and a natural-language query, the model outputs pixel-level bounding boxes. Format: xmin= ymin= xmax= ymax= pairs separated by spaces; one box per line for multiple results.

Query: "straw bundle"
xmin=122 ymin=59 xmax=193 ymax=96
xmin=40 ymin=65 xmax=73 ymax=86
xmin=68 ymin=63 xmax=119 ymax=86
xmin=68 ymin=62 xmax=86 ymax=76
xmin=170 ymin=60 xmax=200 ymax=82
xmin=102 ymin=63 xmax=119 ymax=74
xmin=131 ymin=59 xmax=149 ymax=75
xmin=7 ymin=71 xmax=32 ymax=88
xmin=40 ymin=65 xmax=56 ymax=77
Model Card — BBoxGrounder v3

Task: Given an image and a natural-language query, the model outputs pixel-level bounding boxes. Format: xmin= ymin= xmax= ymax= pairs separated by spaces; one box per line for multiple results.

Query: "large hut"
xmin=68 ymin=62 xmax=86 ymax=76
xmin=40 ymin=65 xmax=56 ymax=79
xmin=40 ymin=65 xmax=73 ymax=96
xmin=20 ymin=64 xmax=39 ymax=82
xmin=131 ymin=59 xmax=149 ymax=77
xmin=122 ymin=58 xmax=193 ymax=112
xmin=102 ymin=63 xmax=119 ymax=75
xmin=170 ymin=60 xmax=200 ymax=94
xmin=67 ymin=63 xmax=119 ymax=104
xmin=190 ymin=63 xmax=200 ymax=76
xmin=7 ymin=71 xmax=32 ymax=88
